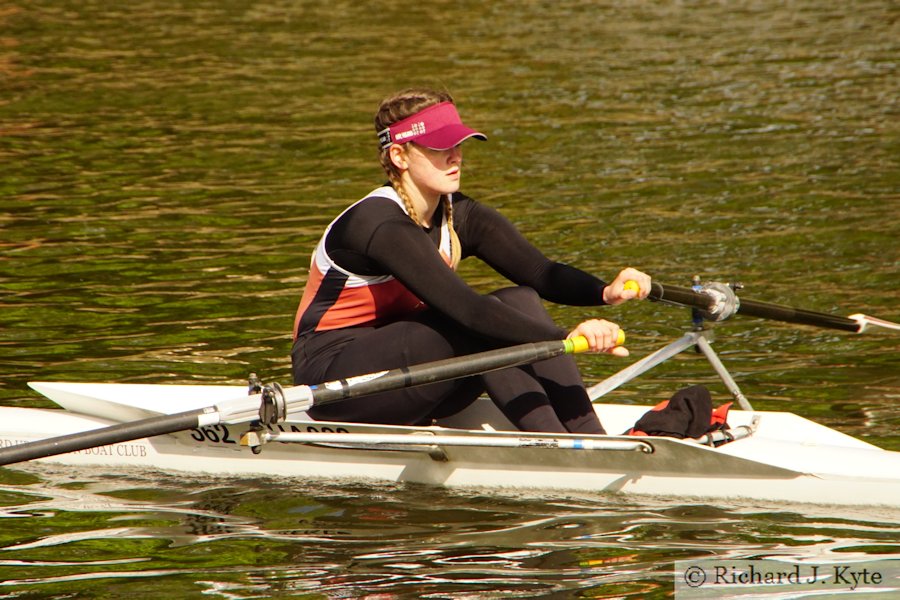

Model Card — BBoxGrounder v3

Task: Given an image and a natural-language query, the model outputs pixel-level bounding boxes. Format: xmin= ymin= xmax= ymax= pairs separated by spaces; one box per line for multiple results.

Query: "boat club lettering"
xmin=0 ymin=436 xmax=147 ymax=458
xmin=0 ymin=437 xmax=32 ymax=448
xmin=72 ymin=443 xmax=148 ymax=458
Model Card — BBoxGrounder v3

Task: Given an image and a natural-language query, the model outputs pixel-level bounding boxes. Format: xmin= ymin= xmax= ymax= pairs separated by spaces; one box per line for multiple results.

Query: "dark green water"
xmin=1 ymin=0 xmax=898 ymax=597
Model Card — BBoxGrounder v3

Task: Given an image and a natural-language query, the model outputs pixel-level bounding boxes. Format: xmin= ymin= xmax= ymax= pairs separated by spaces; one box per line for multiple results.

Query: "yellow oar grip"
xmin=565 ymin=336 xmax=590 ymax=354
xmin=565 ymin=330 xmax=625 ymax=354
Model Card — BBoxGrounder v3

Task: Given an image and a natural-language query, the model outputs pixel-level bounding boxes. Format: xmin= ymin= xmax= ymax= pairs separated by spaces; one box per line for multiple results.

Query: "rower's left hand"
xmin=567 ymin=319 xmax=629 ymax=357
xmin=602 ymin=267 xmax=652 ymax=305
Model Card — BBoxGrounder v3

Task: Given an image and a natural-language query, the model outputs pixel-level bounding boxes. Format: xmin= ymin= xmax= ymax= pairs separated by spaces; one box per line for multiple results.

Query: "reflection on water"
xmin=1 ymin=0 xmax=898 ymax=596
xmin=2 ymin=468 xmax=899 ymax=597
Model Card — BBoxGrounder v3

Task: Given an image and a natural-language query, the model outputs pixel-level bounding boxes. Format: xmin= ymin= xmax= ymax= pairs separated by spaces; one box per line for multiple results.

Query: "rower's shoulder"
xmin=342 ymin=194 xmax=408 ymax=224
xmin=452 ymin=192 xmax=507 ymax=228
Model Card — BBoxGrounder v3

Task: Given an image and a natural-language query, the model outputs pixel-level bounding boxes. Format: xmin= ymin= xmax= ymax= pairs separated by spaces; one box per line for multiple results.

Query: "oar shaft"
xmin=308 ymin=338 xmax=581 ymax=406
xmin=737 ymin=297 xmax=860 ymax=332
xmin=0 ymin=408 xmax=217 ymax=466
xmin=648 ymin=283 xmax=862 ymax=332
xmin=647 ymin=283 xmax=711 ymax=311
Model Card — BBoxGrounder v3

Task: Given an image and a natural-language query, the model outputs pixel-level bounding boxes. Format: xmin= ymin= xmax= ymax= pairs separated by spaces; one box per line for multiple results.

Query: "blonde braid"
xmin=389 ymin=172 xmax=421 ymax=226
xmin=443 ymin=195 xmax=461 ymax=270
xmin=391 ymin=175 xmax=459 ymax=270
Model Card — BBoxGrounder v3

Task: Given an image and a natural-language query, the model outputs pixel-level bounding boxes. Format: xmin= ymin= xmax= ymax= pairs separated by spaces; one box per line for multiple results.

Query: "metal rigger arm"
xmin=586 ymin=330 xmax=754 ymax=412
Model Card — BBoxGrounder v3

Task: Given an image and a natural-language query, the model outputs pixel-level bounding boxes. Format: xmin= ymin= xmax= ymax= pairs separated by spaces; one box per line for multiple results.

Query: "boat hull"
xmin=2 ymin=382 xmax=899 ymax=508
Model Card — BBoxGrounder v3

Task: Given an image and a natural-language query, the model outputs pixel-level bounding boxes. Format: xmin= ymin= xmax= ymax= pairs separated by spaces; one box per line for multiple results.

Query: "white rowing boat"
xmin=3 ymin=328 xmax=898 ymax=508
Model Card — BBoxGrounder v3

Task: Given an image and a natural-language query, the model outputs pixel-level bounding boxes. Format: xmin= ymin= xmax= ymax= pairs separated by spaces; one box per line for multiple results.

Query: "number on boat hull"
xmin=189 ymin=423 xmax=349 ymax=446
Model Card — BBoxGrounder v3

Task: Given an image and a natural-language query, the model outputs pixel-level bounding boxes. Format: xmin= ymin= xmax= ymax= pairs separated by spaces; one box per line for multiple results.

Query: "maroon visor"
xmin=378 ymin=102 xmax=487 ymax=150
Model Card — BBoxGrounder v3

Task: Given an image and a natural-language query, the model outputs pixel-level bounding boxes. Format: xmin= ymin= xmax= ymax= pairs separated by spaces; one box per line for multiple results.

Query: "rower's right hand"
xmin=603 ymin=267 xmax=651 ymax=305
xmin=567 ymin=319 xmax=628 ymax=357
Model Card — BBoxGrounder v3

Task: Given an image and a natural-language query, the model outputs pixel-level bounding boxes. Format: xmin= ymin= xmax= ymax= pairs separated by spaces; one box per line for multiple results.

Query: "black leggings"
xmin=291 ymin=287 xmax=605 ymax=434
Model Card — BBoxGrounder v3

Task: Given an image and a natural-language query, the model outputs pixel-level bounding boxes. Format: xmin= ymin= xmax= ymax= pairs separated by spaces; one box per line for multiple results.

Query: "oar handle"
xmin=565 ymin=330 xmax=625 ymax=354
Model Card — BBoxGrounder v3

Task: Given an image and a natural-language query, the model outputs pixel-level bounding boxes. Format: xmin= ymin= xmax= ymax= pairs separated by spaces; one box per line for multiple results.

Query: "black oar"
xmin=647 ymin=282 xmax=899 ymax=333
xmin=0 ymin=335 xmax=606 ymax=467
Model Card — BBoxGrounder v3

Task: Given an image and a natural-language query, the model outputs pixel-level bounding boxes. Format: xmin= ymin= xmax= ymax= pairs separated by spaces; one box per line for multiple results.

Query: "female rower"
xmin=291 ymin=88 xmax=651 ymax=434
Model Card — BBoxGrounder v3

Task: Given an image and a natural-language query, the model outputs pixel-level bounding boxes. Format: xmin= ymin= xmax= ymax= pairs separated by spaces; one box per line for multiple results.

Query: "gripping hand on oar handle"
xmin=567 ymin=320 xmax=628 ymax=357
xmin=602 ymin=267 xmax=652 ymax=305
